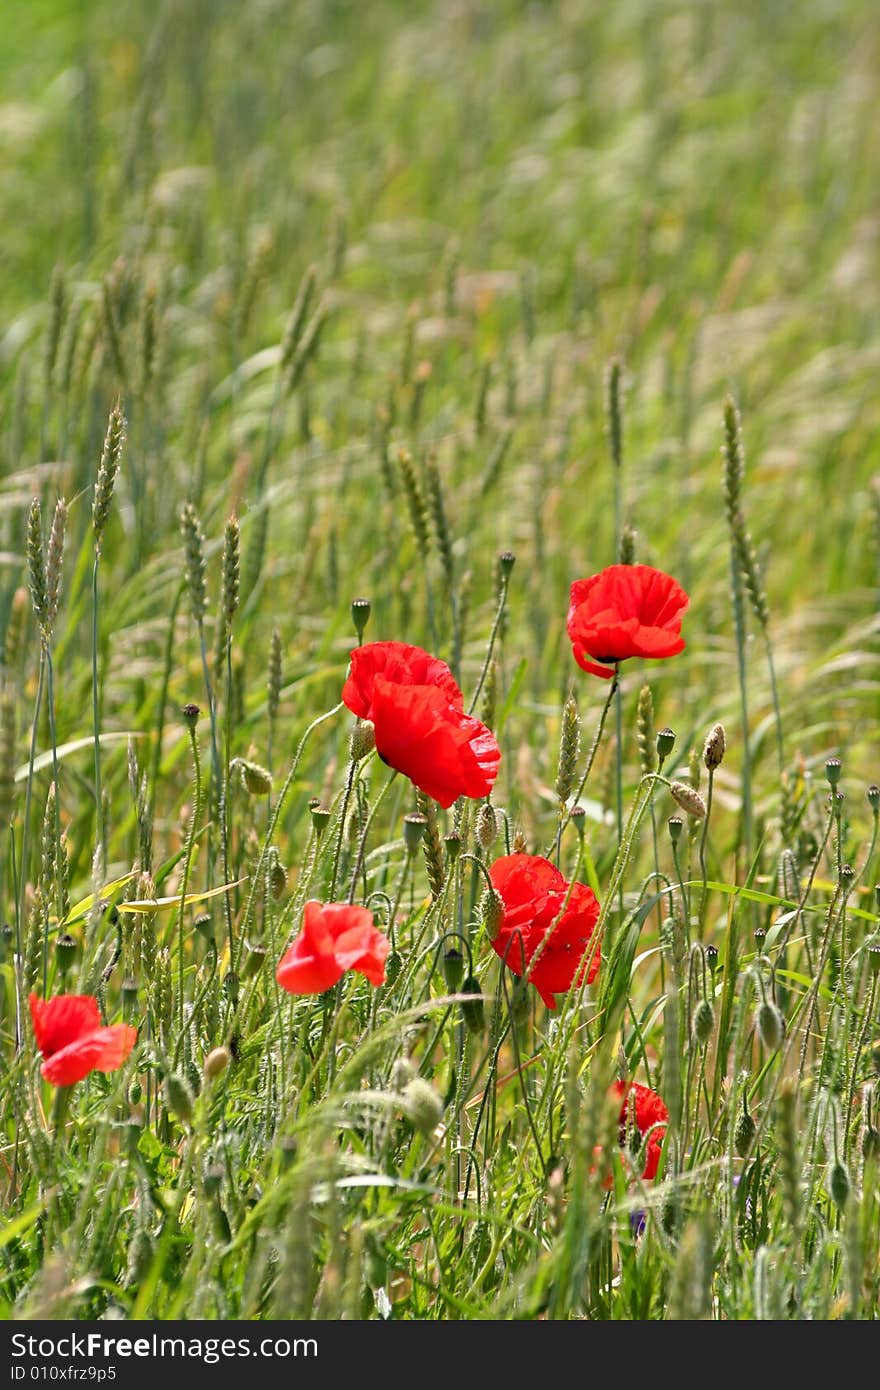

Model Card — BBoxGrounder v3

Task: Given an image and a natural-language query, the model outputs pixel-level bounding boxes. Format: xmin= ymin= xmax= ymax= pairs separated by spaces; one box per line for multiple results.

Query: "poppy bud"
xmin=403 ymin=812 xmax=428 ymax=854
xmin=242 ymin=943 xmax=267 ymax=979
xmin=194 ymin=911 xmax=215 ymax=944
xmin=164 ymin=1073 xmax=194 ymax=1125
xmin=203 ymin=1046 xmax=231 ymax=1082
xmin=460 ymin=976 xmax=485 ymax=1034
xmin=351 ymin=596 xmax=371 ymax=642
xmin=203 ymin=1163 xmax=224 ymax=1198
xmin=692 ymin=999 xmax=714 ymax=1047
xmin=756 ymin=1001 xmax=785 ymax=1051
xmin=239 ymin=759 xmax=272 ymax=796
xmin=480 ymin=887 xmax=504 ymax=938
xmin=391 ymin=1057 xmax=417 ymax=1090
xmin=55 ymin=933 xmax=78 ymax=973
xmin=868 ymin=784 xmax=880 ymax=811
xmin=182 ymin=703 xmax=200 ymax=729
xmin=829 ymin=1161 xmax=849 ymax=1212
xmin=476 ymin=802 xmax=498 ymax=854
xmin=668 ymin=815 xmax=684 ymax=844
xmin=310 ymin=802 xmax=331 ymax=835
xmin=384 ymin=950 xmax=402 ymax=987
xmin=656 ymin=727 xmax=676 ymax=761
xmin=444 ymin=832 xmax=461 ymax=863
xmin=350 ymin=719 xmax=376 ymax=762
xmin=734 ymin=1103 xmax=757 ymax=1158
xmin=825 ymin=757 xmax=842 ymax=787
xmin=401 ymin=1077 xmax=444 ymax=1135
xmin=703 ymin=722 xmax=726 ymax=772
xmin=442 ymin=946 xmax=464 ymax=992
xmin=670 ymin=781 xmax=706 ymax=820
xmin=270 ymin=857 xmax=287 ymax=901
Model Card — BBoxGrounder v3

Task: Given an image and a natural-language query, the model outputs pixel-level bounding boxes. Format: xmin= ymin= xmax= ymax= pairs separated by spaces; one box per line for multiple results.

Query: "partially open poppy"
xmin=487 ymin=853 xmax=601 ymax=1009
xmin=276 ymin=900 xmax=390 ymax=995
xmin=566 ymin=564 xmax=688 ymax=679
xmin=341 ymin=640 xmax=500 ymax=808
xmin=29 ymin=993 xmax=137 ymax=1087
xmin=612 ymin=1079 xmax=668 ymax=1181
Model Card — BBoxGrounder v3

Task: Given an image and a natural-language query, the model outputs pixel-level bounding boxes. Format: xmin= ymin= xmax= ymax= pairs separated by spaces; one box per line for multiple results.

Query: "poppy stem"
xmin=329 ymin=760 xmax=358 ymax=900
xmin=614 ymin=668 xmax=624 ymax=921
xmin=552 ymin=674 xmax=618 ymax=852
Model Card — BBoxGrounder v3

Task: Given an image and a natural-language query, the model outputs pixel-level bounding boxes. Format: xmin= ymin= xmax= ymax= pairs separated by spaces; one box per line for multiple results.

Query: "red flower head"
xmin=612 ymin=1079 xmax=669 ymax=1181
xmin=341 ymin=640 xmax=501 ymax=808
xmin=275 ymin=900 xmax=390 ymax=995
xmin=487 ymin=853 xmax=601 ymax=1009
xmin=29 ymin=993 xmax=137 ymax=1087
xmin=566 ymin=564 xmax=688 ymax=680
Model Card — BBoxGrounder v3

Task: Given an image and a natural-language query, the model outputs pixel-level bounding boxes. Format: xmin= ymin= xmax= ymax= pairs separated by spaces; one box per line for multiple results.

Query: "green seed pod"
xmin=403 ymin=812 xmax=428 ymax=854
xmin=668 ymin=815 xmax=684 ymax=844
xmin=270 ymin=856 xmax=287 ymax=901
xmin=182 ymin=702 xmax=200 ymax=729
xmin=164 ymin=1073 xmax=195 ymax=1126
xmin=444 ymin=832 xmax=461 ymax=863
xmin=756 ymin=1001 xmax=785 ymax=1051
xmin=825 ymin=757 xmax=842 ymax=788
xmin=310 ymin=803 xmax=331 ymax=835
xmin=401 ymin=1077 xmax=444 ymax=1135
xmin=867 ymin=785 xmax=880 ymax=811
xmin=460 ymin=976 xmax=485 ymax=1035
xmin=242 ymin=943 xmax=267 ymax=979
xmin=692 ymin=999 xmax=715 ymax=1047
xmin=497 ymin=550 xmax=516 ymax=579
xmin=194 ymin=911 xmax=214 ymax=945
xmin=442 ymin=946 xmax=464 ymax=992
xmin=656 ymin=727 xmax=676 ymax=762
xmin=55 ymin=933 xmax=78 ymax=974
xmin=570 ymin=804 xmax=587 ymax=839
xmin=223 ymin=971 xmax=240 ymax=1005
xmin=869 ymin=944 xmax=880 ymax=977
xmin=351 ymin=596 xmax=371 ymax=642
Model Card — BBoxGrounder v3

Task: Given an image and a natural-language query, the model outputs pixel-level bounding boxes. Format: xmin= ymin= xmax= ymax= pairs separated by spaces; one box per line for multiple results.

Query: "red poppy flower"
xmin=29 ymin=993 xmax=137 ymax=1087
xmin=275 ymin=900 xmax=390 ymax=995
xmin=341 ymin=640 xmax=500 ymax=808
xmin=566 ymin=564 xmax=688 ymax=679
xmin=612 ymin=1079 xmax=668 ymax=1181
xmin=487 ymin=853 xmax=601 ymax=1009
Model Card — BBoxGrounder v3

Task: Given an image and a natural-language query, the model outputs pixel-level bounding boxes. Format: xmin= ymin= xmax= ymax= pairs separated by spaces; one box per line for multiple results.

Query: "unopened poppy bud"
xmin=668 ymin=815 xmax=684 ymax=844
xmin=351 ymin=597 xmax=371 ymax=641
xmin=825 ymin=757 xmax=842 ymax=787
xmin=403 ymin=812 xmax=427 ymax=855
xmin=839 ymin=863 xmax=855 ymax=890
xmin=350 ymin=719 xmax=376 ymax=762
xmin=444 ymin=832 xmax=461 ymax=863
xmin=203 ymin=1046 xmax=231 ymax=1082
xmin=270 ymin=857 xmax=287 ymax=901
xmin=310 ymin=802 xmax=331 ymax=835
xmin=756 ymin=1001 xmax=785 ymax=1050
xmin=243 ymin=943 xmax=267 ymax=979
xmin=480 ymin=887 xmax=504 ymax=938
xmin=460 ymin=976 xmax=485 ymax=1034
xmin=829 ymin=1161 xmax=849 ymax=1212
xmin=402 ymin=1076 xmax=444 ymax=1135
xmin=239 ymin=759 xmax=272 ymax=796
xmin=391 ymin=1057 xmax=417 ymax=1090
xmin=476 ymin=802 xmax=498 ymax=854
xmin=670 ymin=781 xmax=706 ymax=819
xmin=692 ymin=999 xmax=714 ymax=1046
xmin=442 ymin=946 xmax=464 ymax=992
xmin=734 ymin=1103 xmax=757 ymax=1158
xmin=164 ymin=1073 xmax=194 ymax=1125
xmin=203 ymin=1163 xmax=224 ymax=1198
xmin=656 ymin=727 xmax=676 ymax=761
xmin=223 ymin=971 xmax=240 ymax=1004
xmin=703 ymin=722 xmax=726 ymax=771
xmin=55 ymin=933 xmax=78 ymax=972
xmin=384 ymin=950 xmax=402 ymax=987
xmin=194 ymin=912 xmax=215 ymax=944
xmin=868 ymin=784 xmax=880 ymax=811
xmin=181 ymin=703 xmax=200 ymax=729
xmin=498 ymin=550 xmax=516 ymax=578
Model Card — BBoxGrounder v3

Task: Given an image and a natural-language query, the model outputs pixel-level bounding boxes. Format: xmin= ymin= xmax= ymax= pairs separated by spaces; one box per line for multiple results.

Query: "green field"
xmin=1 ymin=0 xmax=879 ymax=1320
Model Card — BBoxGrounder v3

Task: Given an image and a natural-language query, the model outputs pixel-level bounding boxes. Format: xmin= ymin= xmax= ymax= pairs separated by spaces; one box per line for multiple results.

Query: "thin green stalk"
xmin=177 ymin=725 xmax=204 ymax=1036
xmin=17 ymin=650 xmax=47 ymax=1015
xmin=551 ymin=674 xmax=618 ymax=852
xmin=730 ymin=547 xmax=752 ymax=860
xmin=91 ymin=554 xmax=104 ymax=853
